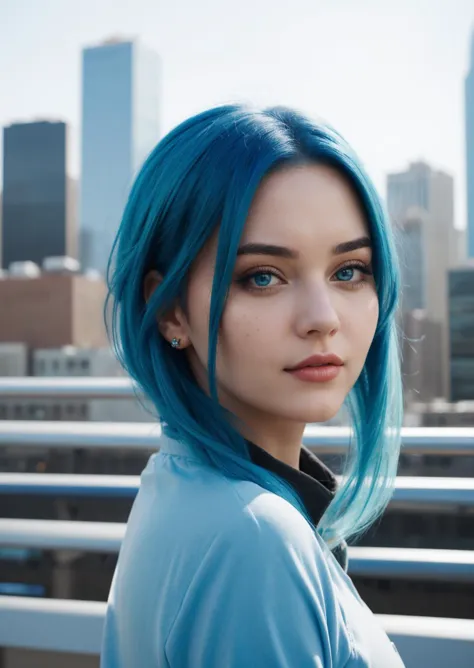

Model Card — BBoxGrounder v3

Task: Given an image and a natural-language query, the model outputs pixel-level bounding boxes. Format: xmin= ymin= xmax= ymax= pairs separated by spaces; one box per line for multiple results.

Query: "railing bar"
xmin=1 ymin=596 xmax=473 ymax=657
xmin=1 ymin=422 xmax=474 ymax=454
xmin=2 ymin=473 xmax=474 ymax=506
xmin=1 ymin=519 xmax=474 ymax=580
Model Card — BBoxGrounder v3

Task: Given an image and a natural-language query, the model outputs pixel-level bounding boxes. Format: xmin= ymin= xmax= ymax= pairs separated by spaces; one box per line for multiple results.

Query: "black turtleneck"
xmin=246 ymin=440 xmax=348 ymax=572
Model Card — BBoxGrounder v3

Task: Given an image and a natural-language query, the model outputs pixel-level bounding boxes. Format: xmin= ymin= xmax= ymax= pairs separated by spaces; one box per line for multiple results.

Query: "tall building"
xmin=401 ymin=309 xmax=443 ymax=402
xmin=397 ymin=208 xmax=427 ymax=312
xmin=80 ymin=38 xmax=161 ymax=275
xmin=1 ymin=121 xmax=77 ymax=269
xmin=466 ymin=31 xmax=474 ymax=257
xmin=387 ymin=163 xmax=456 ymax=398
xmin=449 ymin=264 xmax=474 ymax=401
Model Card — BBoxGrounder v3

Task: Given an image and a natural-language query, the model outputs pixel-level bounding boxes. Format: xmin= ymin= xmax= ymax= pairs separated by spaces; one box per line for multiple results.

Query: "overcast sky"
xmin=1 ymin=0 xmax=473 ymax=228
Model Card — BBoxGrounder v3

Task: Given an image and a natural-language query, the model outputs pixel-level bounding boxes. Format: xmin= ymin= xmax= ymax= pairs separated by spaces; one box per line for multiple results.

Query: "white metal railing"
xmin=1 ymin=518 xmax=474 ymax=582
xmin=1 ymin=595 xmax=473 ymax=666
xmin=0 ymin=596 xmax=105 ymax=655
xmin=1 ymin=420 xmax=474 ymax=454
xmin=2 ymin=472 xmax=474 ymax=508
xmin=0 ymin=377 xmax=136 ymax=400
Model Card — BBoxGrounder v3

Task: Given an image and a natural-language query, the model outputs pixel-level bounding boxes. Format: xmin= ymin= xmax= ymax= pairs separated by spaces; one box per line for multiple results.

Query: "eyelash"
xmin=236 ymin=261 xmax=373 ymax=292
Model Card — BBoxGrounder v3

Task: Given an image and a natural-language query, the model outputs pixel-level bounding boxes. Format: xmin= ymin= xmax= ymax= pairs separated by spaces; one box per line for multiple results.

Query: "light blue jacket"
xmin=101 ymin=434 xmax=405 ymax=667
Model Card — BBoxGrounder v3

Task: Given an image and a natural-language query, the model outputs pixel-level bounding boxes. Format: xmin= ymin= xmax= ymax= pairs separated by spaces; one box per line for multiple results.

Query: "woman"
xmin=100 ymin=104 xmax=405 ymax=667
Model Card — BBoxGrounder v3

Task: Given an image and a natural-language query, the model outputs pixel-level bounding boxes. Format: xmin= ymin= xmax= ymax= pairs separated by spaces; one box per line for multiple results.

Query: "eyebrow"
xmin=236 ymin=236 xmax=372 ymax=259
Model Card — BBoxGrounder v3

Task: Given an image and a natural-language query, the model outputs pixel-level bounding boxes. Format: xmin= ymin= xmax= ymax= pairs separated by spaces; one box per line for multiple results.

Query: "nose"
xmin=294 ymin=281 xmax=340 ymax=338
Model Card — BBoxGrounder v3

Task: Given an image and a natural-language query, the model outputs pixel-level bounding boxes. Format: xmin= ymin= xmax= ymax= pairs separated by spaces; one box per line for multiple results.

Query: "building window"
xmin=29 ymin=405 xmax=46 ymax=420
xmin=78 ymin=404 xmax=88 ymax=420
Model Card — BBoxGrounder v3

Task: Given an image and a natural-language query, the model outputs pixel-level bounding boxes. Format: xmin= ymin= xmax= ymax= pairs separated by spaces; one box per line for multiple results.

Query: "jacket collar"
xmin=245 ymin=440 xmax=336 ymax=524
xmin=246 ymin=440 xmax=348 ymax=572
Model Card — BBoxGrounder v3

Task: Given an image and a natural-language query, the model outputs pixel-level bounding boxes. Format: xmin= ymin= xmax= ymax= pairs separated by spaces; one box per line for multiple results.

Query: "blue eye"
xmin=333 ymin=263 xmax=373 ymax=285
xmin=237 ymin=270 xmax=281 ymax=291
xmin=253 ymin=272 xmax=273 ymax=287
xmin=335 ymin=267 xmax=355 ymax=282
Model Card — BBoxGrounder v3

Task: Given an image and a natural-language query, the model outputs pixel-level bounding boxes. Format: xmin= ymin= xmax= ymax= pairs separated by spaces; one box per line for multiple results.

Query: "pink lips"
xmin=285 ymin=353 xmax=343 ymax=383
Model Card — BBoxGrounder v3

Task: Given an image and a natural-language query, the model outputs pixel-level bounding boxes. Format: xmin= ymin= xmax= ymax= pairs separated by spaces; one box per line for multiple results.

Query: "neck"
xmin=189 ymin=362 xmax=306 ymax=470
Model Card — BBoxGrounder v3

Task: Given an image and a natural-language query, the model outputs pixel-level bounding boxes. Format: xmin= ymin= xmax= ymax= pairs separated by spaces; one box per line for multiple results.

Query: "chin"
xmin=289 ymin=399 xmax=344 ymax=425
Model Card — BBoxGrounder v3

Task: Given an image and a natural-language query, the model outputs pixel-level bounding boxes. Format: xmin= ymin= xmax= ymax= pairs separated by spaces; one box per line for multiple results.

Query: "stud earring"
xmin=170 ymin=337 xmax=181 ymax=349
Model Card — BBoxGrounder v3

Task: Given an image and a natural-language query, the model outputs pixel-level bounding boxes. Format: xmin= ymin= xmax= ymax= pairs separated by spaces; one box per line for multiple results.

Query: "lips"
xmin=286 ymin=353 xmax=344 ymax=371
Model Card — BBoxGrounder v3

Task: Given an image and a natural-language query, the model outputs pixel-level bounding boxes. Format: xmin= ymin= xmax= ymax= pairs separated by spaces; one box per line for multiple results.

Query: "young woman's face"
xmin=163 ymin=164 xmax=378 ymax=437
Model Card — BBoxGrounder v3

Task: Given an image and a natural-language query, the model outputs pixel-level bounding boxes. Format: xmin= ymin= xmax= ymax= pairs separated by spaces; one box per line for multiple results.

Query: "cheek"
xmin=351 ymin=292 xmax=379 ymax=352
xmin=366 ymin=292 xmax=379 ymax=328
xmin=217 ymin=290 xmax=283 ymax=370
xmin=220 ymin=305 xmax=267 ymax=357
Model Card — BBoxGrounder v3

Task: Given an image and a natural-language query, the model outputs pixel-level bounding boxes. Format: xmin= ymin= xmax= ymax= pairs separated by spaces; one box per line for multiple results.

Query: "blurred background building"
xmin=0 ymin=262 xmax=152 ymax=424
xmin=387 ymin=162 xmax=458 ymax=401
xmin=449 ymin=263 xmax=474 ymax=402
xmin=466 ymin=31 xmax=474 ymax=258
xmin=80 ymin=38 xmax=161 ymax=275
xmin=0 ymin=265 xmax=107 ymax=350
xmin=1 ymin=121 xmax=77 ymax=269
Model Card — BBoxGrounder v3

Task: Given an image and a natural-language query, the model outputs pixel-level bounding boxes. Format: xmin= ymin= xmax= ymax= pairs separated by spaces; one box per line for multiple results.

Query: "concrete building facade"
xmin=0 ymin=272 xmax=108 ymax=349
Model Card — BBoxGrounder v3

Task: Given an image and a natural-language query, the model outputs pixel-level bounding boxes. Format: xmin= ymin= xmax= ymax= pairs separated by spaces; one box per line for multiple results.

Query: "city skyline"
xmin=0 ymin=0 xmax=473 ymax=231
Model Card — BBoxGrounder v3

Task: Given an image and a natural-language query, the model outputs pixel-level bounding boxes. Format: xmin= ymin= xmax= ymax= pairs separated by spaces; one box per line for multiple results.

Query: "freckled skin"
xmin=144 ymin=164 xmax=379 ymax=467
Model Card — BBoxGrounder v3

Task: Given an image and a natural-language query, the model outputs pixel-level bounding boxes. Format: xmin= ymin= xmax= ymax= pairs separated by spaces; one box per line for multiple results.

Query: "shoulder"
xmin=149 ymin=449 xmax=332 ymax=582
xmin=162 ymin=455 xmax=335 ymax=596
xmin=228 ymin=481 xmax=324 ymax=562
xmin=152 ymin=447 xmax=314 ymax=542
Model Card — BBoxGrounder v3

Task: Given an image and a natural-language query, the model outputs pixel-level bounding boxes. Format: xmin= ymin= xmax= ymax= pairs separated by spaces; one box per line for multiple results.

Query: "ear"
xmin=143 ymin=270 xmax=189 ymax=349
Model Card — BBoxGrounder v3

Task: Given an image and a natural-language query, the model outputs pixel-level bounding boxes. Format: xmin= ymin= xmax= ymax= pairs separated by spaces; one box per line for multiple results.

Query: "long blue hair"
xmin=104 ymin=104 xmax=403 ymax=549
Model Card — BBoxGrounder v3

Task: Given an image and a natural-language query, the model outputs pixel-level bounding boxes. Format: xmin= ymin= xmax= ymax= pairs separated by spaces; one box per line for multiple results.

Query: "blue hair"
xmin=104 ymin=104 xmax=403 ymax=549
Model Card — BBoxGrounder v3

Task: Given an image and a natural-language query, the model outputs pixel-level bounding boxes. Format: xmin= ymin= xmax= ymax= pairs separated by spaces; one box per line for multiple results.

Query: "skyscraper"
xmin=396 ymin=207 xmax=427 ymax=312
xmin=80 ymin=38 xmax=161 ymax=275
xmin=387 ymin=161 xmax=455 ymax=322
xmin=387 ymin=162 xmax=455 ymax=399
xmin=1 ymin=121 xmax=76 ymax=269
xmin=466 ymin=30 xmax=474 ymax=258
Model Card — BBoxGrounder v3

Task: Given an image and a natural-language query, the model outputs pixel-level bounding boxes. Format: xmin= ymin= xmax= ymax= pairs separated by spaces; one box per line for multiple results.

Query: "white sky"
xmin=1 ymin=0 xmax=473 ymax=228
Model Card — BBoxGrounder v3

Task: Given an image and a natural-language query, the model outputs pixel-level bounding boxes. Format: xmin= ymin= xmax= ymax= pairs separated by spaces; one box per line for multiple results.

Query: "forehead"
xmin=242 ymin=163 xmax=369 ymax=247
